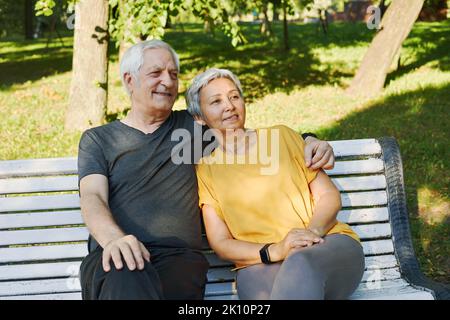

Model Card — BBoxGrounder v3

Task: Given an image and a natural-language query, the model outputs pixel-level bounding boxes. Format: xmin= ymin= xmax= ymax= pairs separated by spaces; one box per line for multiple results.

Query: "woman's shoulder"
xmin=259 ymin=124 xmax=302 ymax=141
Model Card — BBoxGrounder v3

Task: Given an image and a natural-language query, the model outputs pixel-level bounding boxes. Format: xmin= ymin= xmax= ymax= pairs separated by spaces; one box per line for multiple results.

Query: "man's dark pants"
xmin=79 ymin=245 xmax=209 ymax=300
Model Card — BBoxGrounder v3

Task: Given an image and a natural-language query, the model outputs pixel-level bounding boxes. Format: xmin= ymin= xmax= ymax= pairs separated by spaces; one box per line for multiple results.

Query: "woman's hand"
xmin=269 ymin=228 xmax=324 ymax=262
xmin=304 ymin=136 xmax=335 ymax=170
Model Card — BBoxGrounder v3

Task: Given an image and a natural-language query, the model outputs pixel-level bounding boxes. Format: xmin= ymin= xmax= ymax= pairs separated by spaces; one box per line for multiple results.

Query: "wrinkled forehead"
xmin=141 ymin=48 xmax=178 ymax=71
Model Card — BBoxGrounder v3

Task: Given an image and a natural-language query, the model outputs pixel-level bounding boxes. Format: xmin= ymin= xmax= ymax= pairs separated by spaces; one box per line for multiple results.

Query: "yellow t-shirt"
xmin=196 ymin=125 xmax=360 ymax=245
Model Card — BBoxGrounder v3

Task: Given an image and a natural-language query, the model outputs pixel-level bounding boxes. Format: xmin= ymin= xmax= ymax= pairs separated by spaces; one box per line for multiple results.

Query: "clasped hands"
xmin=268 ymin=228 xmax=325 ymax=263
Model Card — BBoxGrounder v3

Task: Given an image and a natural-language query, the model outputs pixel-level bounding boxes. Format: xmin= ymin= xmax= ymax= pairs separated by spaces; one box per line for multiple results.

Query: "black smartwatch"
xmin=259 ymin=243 xmax=274 ymax=264
xmin=301 ymin=132 xmax=318 ymax=140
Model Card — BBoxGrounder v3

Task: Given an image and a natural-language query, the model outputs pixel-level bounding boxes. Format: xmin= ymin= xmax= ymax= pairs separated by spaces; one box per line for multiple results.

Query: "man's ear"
xmin=123 ymin=72 xmax=134 ymax=94
xmin=193 ymin=115 xmax=206 ymax=126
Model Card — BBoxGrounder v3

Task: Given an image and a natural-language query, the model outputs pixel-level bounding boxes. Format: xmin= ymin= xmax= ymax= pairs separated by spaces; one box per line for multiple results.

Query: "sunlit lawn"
xmin=0 ymin=21 xmax=449 ymax=283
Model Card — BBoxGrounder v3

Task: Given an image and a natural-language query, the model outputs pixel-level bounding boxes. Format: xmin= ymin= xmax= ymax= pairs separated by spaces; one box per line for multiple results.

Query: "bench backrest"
xmin=0 ymin=138 xmax=429 ymax=300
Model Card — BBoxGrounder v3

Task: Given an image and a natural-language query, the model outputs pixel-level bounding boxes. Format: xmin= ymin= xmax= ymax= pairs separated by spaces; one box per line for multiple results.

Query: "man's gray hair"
xmin=120 ymin=39 xmax=180 ymax=96
xmin=186 ymin=68 xmax=244 ymax=118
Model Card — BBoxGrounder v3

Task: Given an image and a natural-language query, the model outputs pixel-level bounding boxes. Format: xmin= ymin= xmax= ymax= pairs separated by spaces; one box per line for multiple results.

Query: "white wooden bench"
xmin=1 ymin=137 xmax=449 ymax=300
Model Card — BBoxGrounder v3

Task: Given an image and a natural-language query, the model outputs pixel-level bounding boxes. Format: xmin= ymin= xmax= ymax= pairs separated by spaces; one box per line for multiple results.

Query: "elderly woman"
xmin=186 ymin=68 xmax=365 ymax=300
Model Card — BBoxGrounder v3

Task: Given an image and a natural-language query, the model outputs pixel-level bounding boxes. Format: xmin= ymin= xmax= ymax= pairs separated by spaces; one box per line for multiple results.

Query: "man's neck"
xmin=121 ymin=108 xmax=171 ymax=134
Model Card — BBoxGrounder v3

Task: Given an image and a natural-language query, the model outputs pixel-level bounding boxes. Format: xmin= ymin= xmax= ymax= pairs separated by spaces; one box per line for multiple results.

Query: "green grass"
xmin=1 ymin=21 xmax=449 ymax=283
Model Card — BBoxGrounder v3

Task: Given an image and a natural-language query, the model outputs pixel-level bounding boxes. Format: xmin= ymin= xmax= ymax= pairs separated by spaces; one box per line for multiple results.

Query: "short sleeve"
xmin=78 ymin=130 xmax=108 ymax=183
xmin=195 ymin=164 xmax=225 ymax=220
xmin=279 ymin=125 xmax=319 ymax=184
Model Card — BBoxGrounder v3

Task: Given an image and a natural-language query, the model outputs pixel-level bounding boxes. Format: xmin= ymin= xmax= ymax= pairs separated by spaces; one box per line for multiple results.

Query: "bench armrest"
xmin=380 ymin=137 xmax=450 ymax=300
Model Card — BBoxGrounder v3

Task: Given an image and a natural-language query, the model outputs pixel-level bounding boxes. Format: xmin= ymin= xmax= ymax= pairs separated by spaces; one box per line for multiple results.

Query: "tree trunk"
xmin=347 ymin=0 xmax=424 ymax=97
xmin=65 ymin=0 xmax=109 ymax=131
xmin=272 ymin=0 xmax=279 ymax=21
xmin=282 ymin=1 xmax=289 ymax=51
xmin=25 ymin=0 xmax=34 ymax=39
xmin=260 ymin=4 xmax=273 ymax=37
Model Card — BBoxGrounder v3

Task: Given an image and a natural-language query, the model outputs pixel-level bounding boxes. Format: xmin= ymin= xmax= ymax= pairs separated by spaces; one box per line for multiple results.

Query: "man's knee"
xmin=99 ymin=263 xmax=163 ymax=300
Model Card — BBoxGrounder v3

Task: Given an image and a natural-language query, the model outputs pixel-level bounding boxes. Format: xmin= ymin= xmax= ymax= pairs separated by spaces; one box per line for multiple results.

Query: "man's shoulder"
xmin=82 ymin=121 xmax=119 ymax=138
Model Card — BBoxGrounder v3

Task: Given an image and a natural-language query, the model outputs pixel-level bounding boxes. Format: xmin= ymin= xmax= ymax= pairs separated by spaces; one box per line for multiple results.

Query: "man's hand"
xmin=102 ymin=235 xmax=151 ymax=272
xmin=304 ymin=136 xmax=335 ymax=170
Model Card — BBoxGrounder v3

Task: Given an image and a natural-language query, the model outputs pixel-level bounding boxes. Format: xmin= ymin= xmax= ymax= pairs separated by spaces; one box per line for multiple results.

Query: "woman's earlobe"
xmin=194 ymin=116 xmax=206 ymax=126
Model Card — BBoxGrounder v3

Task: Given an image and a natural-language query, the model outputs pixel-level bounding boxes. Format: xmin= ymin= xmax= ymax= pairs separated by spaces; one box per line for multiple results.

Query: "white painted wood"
xmin=0 ymin=207 xmax=389 ymax=231
xmin=206 ymin=294 xmax=239 ymax=300
xmin=0 ymin=158 xmax=77 ymax=178
xmin=341 ymin=191 xmax=387 ymax=207
xmin=0 ymin=210 xmax=84 ymax=229
xmin=351 ymin=285 xmax=435 ymax=300
xmin=352 ymin=278 xmax=435 ymax=300
xmin=329 ymin=139 xmax=381 ymax=157
xmin=0 ymin=223 xmax=389 ymax=247
xmin=0 ymin=262 xmax=82 ymax=281
xmin=1 ymin=292 xmax=82 ymax=300
xmin=0 ymin=176 xmax=78 ymax=194
xmin=0 ymin=227 xmax=89 ymax=246
xmin=332 ymin=175 xmax=386 ymax=191
xmin=361 ymin=267 xmax=401 ymax=283
xmin=0 ymin=244 xmax=88 ymax=263
xmin=353 ymin=223 xmax=392 ymax=240
xmin=364 ymin=255 xmax=398 ymax=270
xmin=0 ymin=278 xmax=81 ymax=297
xmin=362 ymin=239 xmax=394 ymax=255
xmin=205 ymin=282 xmax=236 ymax=297
xmin=325 ymin=159 xmax=384 ymax=176
xmin=0 ymin=255 xmax=398 ymax=282
xmin=0 ymin=194 xmax=80 ymax=213
xmin=206 ymin=266 xmax=401 ymax=284
xmin=338 ymin=207 xmax=389 ymax=224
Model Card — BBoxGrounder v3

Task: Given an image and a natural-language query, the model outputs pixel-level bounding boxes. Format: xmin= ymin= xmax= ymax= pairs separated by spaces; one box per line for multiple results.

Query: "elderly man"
xmin=78 ymin=39 xmax=335 ymax=300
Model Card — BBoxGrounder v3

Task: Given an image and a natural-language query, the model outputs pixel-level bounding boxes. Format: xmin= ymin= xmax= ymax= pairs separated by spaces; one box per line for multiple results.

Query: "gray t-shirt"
xmin=78 ymin=110 xmax=209 ymax=252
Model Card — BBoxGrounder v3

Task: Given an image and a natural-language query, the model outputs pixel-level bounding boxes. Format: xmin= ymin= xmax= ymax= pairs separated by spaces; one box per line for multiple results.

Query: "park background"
xmin=0 ymin=0 xmax=449 ymax=284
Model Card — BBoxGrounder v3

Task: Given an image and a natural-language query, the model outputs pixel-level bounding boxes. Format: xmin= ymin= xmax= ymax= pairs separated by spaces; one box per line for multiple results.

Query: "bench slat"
xmin=0 ymin=227 xmax=89 ymax=246
xmin=338 ymin=207 xmax=389 ymax=224
xmin=0 ymin=158 xmax=77 ymax=178
xmin=0 ymin=254 xmax=398 ymax=282
xmin=1 ymin=292 xmax=82 ymax=300
xmin=332 ymin=175 xmax=386 ymax=191
xmin=351 ymin=284 xmax=434 ymax=300
xmin=325 ymin=159 xmax=384 ymax=176
xmin=0 ymin=207 xmax=389 ymax=230
xmin=365 ymin=254 xmax=398 ymax=270
xmin=0 ymin=210 xmax=84 ymax=229
xmin=0 ymin=223 xmax=391 ymax=247
xmin=0 ymin=194 xmax=80 ymax=213
xmin=0 ymin=191 xmax=386 ymax=213
xmin=0 ymin=244 xmax=88 ymax=264
xmin=329 ymin=139 xmax=381 ymax=157
xmin=2 ymin=283 xmax=433 ymax=300
xmin=0 ymin=176 xmax=78 ymax=194
xmin=0 ymin=174 xmax=386 ymax=195
xmin=354 ymin=278 xmax=434 ymax=298
xmin=341 ymin=191 xmax=387 ymax=207
xmin=353 ymin=223 xmax=392 ymax=240
xmin=0 ymin=266 xmax=401 ymax=297
xmin=0 ymin=262 xmax=81 ymax=281
xmin=0 ymin=239 xmax=393 ymax=264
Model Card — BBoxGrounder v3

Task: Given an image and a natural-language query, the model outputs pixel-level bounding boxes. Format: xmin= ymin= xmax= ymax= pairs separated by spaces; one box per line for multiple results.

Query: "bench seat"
xmin=0 ymin=138 xmax=448 ymax=300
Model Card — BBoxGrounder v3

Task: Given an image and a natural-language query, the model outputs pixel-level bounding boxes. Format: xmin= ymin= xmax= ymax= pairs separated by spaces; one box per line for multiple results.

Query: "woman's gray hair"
xmin=186 ymin=68 xmax=244 ymax=118
xmin=120 ymin=39 xmax=180 ymax=96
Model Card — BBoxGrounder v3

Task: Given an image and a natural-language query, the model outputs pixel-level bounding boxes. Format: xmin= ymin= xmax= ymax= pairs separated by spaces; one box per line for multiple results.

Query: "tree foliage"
xmin=35 ymin=0 xmax=246 ymax=47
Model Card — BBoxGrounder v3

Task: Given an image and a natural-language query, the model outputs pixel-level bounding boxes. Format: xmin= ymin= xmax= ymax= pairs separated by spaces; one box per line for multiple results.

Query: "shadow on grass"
xmin=318 ymin=83 xmax=450 ymax=284
xmin=386 ymin=21 xmax=450 ymax=85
